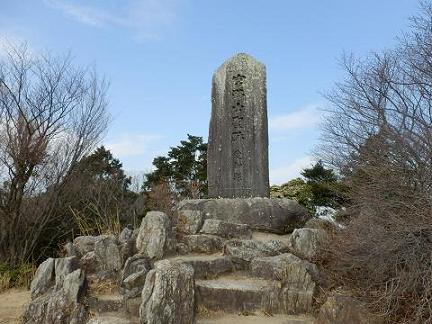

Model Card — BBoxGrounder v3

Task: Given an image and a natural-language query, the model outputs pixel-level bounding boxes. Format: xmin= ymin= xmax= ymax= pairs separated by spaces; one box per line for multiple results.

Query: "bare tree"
xmin=318 ymin=3 xmax=432 ymax=323
xmin=0 ymin=42 xmax=109 ymax=265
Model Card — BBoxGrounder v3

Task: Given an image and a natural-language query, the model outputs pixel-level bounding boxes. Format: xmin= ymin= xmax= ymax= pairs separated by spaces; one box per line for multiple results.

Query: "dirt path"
xmin=0 ymin=289 xmax=30 ymax=324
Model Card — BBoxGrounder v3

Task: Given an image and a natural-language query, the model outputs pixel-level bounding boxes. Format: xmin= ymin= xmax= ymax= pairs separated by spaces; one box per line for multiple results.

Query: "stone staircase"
xmin=85 ymin=219 xmax=319 ymax=323
xmin=25 ymin=201 xmax=327 ymax=324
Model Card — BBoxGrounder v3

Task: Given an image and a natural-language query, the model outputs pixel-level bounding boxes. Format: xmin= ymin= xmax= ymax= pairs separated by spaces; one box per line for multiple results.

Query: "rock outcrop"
xmin=136 ymin=211 xmax=174 ymax=260
xmin=140 ymin=260 xmax=195 ymax=324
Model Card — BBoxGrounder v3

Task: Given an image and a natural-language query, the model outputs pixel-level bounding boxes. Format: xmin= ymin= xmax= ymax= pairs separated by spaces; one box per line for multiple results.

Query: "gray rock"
xmin=30 ymin=258 xmax=55 ymax=299
xmin=186 ymin=234 xmax=224 ymax=254
xmin=178 ymin=198 xmax=310 ymax=234
xmin=123 ymin=270 xmax=148 ymax=298
xmin=120 ymin=254 xmax=150 ymax=298
xmin=200 ymin=219 xmax=252 ymax=239
xmin=224 ymin=239 xmax=289 ymax=266
xmin=119 ymin=227 xmax=134 ymax=244
xmin=169 ymin=255 xmax=234 ymax=279
xmin=251 ymin=253 xmax=319 ymax=289
xmin=175 ymin=242 xmax=191 ymax=255
xmin=73 ymin=235 xmax=100 ymax=255
xmin=55 ymin=256 xmax=79 ymax=288
xmin=24 ymin=268 xmax=87 ymax=324
xmin=87 ymin=314 xmax=138 ymax=324
xmin=94 ymin=235 xmax=122 ymax=272
xmin=62 ymin=269 xmax=85 ymax=303
xmin=136 ymin=211 xmax=174 ymax=260
xmin=80 ymin=251 xmax=99 ymax=274
xmin=177 ymin=209 xmax=203 ymax=234
xmin=318 ymin=294 xmax=383 ymax=324
xmin=140 ymin=260 xmax=195 ymax=324
xmin=208 ymin=53 xmax=269 ymax=198
xmin=64 ymin=242 xmax=78 ymax=257
xmin=290 ymin=228 xmax=328 ymax=259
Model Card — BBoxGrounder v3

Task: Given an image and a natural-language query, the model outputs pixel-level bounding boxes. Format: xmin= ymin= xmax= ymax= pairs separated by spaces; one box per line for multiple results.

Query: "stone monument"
xmin=178 ymin=53 xmax=309 ymax=234
xmin=208 ymin=53 xmax=269 ymax=198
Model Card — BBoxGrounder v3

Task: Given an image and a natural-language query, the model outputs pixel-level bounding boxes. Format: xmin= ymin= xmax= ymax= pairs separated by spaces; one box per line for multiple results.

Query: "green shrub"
xmin=0 ymin=262 xmax=35 ymax=291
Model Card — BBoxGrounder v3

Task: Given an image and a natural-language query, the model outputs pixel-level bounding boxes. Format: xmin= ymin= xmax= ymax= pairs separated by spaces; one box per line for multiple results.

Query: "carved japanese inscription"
xmin=208 ymin=53 xmax=269 ymax=198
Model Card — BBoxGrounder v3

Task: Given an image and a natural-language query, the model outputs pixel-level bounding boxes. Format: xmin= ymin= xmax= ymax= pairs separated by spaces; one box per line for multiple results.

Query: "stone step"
xmin=167 ymin=254 xmax=234 ymax=279
xmin=224 ymin=238 xmax=290 ymax=268
xmin=251 ymin=231 xmax=291 ymax=246
xmin=186 ymin=234 xmax=225 ymax=254
xmin=87 ymin=294 xmax=124 ymax=314
xmin=195 ymin=273 xmax=277 ymax=314
xmin=195 ymin=273 xmax=314 ymax=315
xmin=197 ymin=313 xmax=316 ymax=324
xmin=86 ymin=312 xmax=139 ymax=324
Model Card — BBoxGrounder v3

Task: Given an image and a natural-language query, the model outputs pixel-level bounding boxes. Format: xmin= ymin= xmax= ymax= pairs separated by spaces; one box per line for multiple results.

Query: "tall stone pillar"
xmin=208 ymin=53 xmax=269 ymax=198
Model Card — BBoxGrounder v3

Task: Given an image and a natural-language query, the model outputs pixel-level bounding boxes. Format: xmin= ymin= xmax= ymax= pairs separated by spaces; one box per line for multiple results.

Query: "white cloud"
xmin=105 ymin=133 xmax=162 ymax=157
xmin=270 ymin=104 xmax=322 ymax=131
xmin=43 ymin=0 xmax=184 ymax=39
xmin=270 ymin=156 xmax=314 ymax=185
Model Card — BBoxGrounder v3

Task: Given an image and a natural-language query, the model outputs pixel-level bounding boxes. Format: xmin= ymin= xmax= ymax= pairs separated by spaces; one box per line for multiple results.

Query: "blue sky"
xmin=0 ymin=0 xmax=419 ymax=184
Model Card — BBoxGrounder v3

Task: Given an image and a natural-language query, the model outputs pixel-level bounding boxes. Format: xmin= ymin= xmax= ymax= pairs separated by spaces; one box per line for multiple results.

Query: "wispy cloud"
xmin=270 ymin=104 xmax=322 ymax=131
xmin=43 ymin=0 xmax=184 ymax=39
xmin=270 ymin=156 xmax=314 ymax=185
xmin=105 ymin=133 xmax=163 ymax=157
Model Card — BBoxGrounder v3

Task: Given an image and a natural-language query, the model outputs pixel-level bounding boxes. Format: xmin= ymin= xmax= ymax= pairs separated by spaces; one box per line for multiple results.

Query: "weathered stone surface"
xmin=200 ymin=219 xmax=252 ymax=239
xmin=168 ymin=254 xmax=234 ymax=279
xmin=87 ymin=294 xmax=124 ymax=314
xmin=318 ymin=294 xmax=382 ymax=324
xmin=290 ymin=228 xmax=328 ymax=259
xmin=94 ymin=235 xmax=122 ymax=272
xmin=251 ymin=253 xmax=319 ymax=289
xmin=64 ymin=242 xmax=79 ymax=257
xmin=196 ymin=274 xmax=277 ymax=313
xmin=136 ymin=211 xmax=173 ymax=260
xmin=177 ymin=209 xmax=204 ymax=234
xmin=30 ymin=258 xmax=55 ymax=299
xmin=196 ymin=273 xmax=314 ymax=315
xmin=178 ymin=198 xmax=310 ymax=234
xmin=120 ymin=254 xmax=150 ymax=298
xmin=224 ymin=239 xmax=289 ymax=266
xmin=208 ymin=53 xmax=269 ymax=198
xmin=55 ymin=256 xmax=79 ymax=288
xmin=119 ymin=226 xmax=134 ymax=244
xmin=24 ymin=268 xmax=87 ymax=324
xmin=62 ymin=269 xmax=85 ymax=303
xmin=87 ymin=314 xmax=139 ymax=324
xmin=186 ymin=234 xmax=225 ymax=254
xmin=73 ymin=235 xmax=100 ymax=255
xmin=140 ymin=260 xmax=195 ymax=324
xmin=80 ymin=251 xmax=99 ymax=274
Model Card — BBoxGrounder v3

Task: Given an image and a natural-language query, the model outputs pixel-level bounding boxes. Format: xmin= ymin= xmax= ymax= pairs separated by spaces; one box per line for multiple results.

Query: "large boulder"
xmin=55 ymin=256 xmax=80 ymax=288
xmin=140 ymin=260 xmax=195 ymax=324
xmin=24 ymin=269 xmax=87 ymax=324
xmin=136 ymin=211 xmax=174 ymax=260
xmin=178 ymin=198 xmax=310 ymax=234
xmin=30 ymin=258 xmax=55 ymax=299
xmin=177 ymin=209 xmax=204 ymax=234
xmin=94 ymin=235 xmax=122 ymax=272
xmin=290 ymin=228 xmax=328 ymax=259
xmin=200 ymin=219 xmax=252 ymax=239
